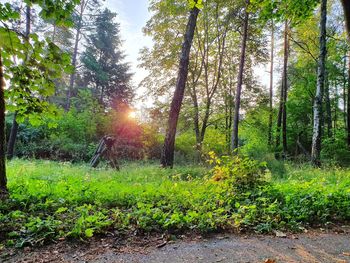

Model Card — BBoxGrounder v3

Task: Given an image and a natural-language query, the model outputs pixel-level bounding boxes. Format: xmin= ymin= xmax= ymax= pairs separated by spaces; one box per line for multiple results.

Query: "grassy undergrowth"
xmin=1 ymin=159 xmax=350 ymax=247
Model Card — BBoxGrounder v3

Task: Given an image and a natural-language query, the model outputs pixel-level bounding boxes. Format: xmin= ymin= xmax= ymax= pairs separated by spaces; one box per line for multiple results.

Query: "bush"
xmin=321 ymin=135 xmax=350 ymax=166
xmin=207 ymin=151 xmax=269 ymax=189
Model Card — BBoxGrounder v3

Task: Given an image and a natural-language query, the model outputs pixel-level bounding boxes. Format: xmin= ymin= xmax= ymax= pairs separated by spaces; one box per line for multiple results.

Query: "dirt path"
xmin=2 ymin=231 xmax=350 ymax=263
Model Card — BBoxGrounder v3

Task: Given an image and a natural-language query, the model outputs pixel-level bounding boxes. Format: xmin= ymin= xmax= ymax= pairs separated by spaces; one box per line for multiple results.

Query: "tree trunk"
xmin=7 ymin=5 xmax=31 ymax=160
xmin=311 ymin=0 xmax=327 ymax=166
xmin=347 ymin=51 xmax=350 ymax=146
xmin=160 ymin=6 xmax=200 ymax=168
xmin=268 ymin=22 xmax=274 ymax=146
xmin=341 ymin=0 xmax=350 ymax=34
xmin=275 ymin=90 xmax=283 ymax=151
xmin=67 ymin=0 xmax=85 ymax=110
xmin=275 ymin=21 xmax=289 ymax=158
xmin=7 ymin=112 xmax=18 ymax=159
xmin=0 ymin=49 xmax=7 ymax=197
xmin=343 ymin=53 xmax=347 ymax=128
xmin=340 ymin=0 xmax=350 ymax=146
xmin=334 ymin=84 xmax=338 ymax=133
xmin=231 ymin=0 xmax=249 ymax=151
xmin=324 ymin=69 xmax=332 ymax=138
xmin=281 ymin=21 xmax=289 ymax=158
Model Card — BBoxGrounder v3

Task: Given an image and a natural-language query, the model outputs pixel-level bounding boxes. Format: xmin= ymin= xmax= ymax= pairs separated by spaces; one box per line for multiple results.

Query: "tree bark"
xmin=311 ymin=0 xmax=327 ymax=166
xmin=0 ymin=49 xmax=7 ymax=197
xmin=268 ymin=22 xmax=274 ymax=146
xmin=341 ymin=0 xmax=350 ymax=34
xmin=7 ymin=5 xmax=31 ymax=160
xmin=231 ymin=0 xmax=249 ymax=151
xmin=160 ymin=6 xmax=200 ymax=168
xmin=324 ymin=69 xmax=332 ymax=138
xmin=7 ymin=112 xmax=18 ymax=159
xmin=275 ymin=89 xmax=283 ymax=151
xmin=347 ymin=51 xmax=350 ymax=146
xmin=343 ymin=53 xmax=347 ymax=129
xmin=340 ymin=0 xmax=350 ymax=146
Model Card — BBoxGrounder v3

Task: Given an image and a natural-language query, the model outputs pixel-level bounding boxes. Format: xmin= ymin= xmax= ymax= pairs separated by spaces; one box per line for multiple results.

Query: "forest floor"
xmin=3 ymin=229 xmax=350 ymax=263
xmin=2 ymin=160 xmax=350 ymax=262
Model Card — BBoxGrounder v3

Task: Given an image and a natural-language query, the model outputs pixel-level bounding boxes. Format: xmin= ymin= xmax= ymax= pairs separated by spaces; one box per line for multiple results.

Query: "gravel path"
xmin=3 ymin=232 xmax=350 ymax=263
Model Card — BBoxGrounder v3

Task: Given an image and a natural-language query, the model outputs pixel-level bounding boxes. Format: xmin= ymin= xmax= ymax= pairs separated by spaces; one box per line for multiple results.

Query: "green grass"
xmin=1 ymin=159 xmax=350 ymax=247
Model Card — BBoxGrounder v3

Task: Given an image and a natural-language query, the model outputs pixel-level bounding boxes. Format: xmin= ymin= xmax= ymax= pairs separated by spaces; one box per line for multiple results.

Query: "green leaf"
xmin=85 ymin=228 xmax=94 ymax=238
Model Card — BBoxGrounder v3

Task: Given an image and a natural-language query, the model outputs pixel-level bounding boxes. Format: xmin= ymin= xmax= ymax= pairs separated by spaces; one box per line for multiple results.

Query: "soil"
xmin=2 ymin=228 xmax=350 ymax=263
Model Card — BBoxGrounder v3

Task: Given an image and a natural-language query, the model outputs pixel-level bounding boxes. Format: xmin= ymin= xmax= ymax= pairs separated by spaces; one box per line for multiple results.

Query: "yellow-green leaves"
xmin=188 ymin=0 xmax=204 ymax=10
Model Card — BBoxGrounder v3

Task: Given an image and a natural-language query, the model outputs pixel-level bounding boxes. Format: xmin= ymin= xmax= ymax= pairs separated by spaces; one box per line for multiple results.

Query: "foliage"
xmin=207 ymin=151 xmax=268 ymax=189
xmin=80 ymin=8 xmax=133 ymax=109
xmin=1 ymin=160 xmax=349 ymax=248
xmin=1 ymin=0 xmax=78 ymax=125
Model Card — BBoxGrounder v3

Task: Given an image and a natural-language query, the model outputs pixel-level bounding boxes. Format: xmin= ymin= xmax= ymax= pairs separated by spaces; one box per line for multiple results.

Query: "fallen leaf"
xmin=264 ymin=259 xmax=276 ymax=263
xmin=342 ymin=252 xmax=350 ymax=256
xmin=274 ymin=230 xmax=287 ymax=238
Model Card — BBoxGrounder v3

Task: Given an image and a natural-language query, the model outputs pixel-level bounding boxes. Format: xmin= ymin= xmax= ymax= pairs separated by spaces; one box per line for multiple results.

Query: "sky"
xmin=105 ymin=0 xmax=152 ymax=97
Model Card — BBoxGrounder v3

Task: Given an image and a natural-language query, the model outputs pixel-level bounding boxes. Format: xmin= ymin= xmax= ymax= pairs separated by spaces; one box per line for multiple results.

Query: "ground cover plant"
xmin=1 ymin=158 xmax=349 ymax=248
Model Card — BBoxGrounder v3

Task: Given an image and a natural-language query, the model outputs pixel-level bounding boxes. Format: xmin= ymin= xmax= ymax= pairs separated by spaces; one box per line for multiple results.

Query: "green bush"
xmin=321 ymin=135 xmax=350 ymax=166
xmin=207 ymin=151 xmax=269 ymax=189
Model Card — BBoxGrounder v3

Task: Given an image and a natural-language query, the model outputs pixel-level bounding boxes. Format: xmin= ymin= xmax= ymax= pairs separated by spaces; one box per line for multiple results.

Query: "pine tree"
xmin=80 ymin=8 xmax=133 ymax=109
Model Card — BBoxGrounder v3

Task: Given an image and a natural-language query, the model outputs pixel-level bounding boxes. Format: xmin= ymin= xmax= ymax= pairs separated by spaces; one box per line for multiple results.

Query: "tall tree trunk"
xmin=275 ymin=21 xmax=289 ymax=158
xmin=341 ymin=0 xmax=350 ymax=34
xmin=67 ymin=0 xmax=85 ymax=110
xmin=160 ymin=6 xmax=200 ymax=168
xmin=347 ymin=51 xmax=350 ymax=146
xmin=324 ymin=69 xmax=332 ymax=138
xmin=340 ymin=0 xmax=350 ymax=145
xmin=281 ymin=21 xmax=289 ymax=158
xmin=7 ymin=112 xmax=18 ymax=159
xmin=225 ymin=89 xmax=233 ymax=152
xmin=334 ymin=84 xmax=338 ymax=133
xmin=343 ymin=54 xmax=347 ymax=128
xmin=7 ymin=5 xmax=31 ymax=160
xmin=0 ymin=49 xmax=7 ymax=197
xmin=231 ymin=0 xmax=249 ymax=151
xmin=268 ymin=22 xmax=274 ymax=146
xmin=275 ymin=90 xmax=283 ymax=151
xmin=311 ymin=0 xmax=327 ymax=166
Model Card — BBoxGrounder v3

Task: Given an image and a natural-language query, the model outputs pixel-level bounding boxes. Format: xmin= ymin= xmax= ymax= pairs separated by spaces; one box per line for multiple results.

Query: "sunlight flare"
xmin=128 ymin=110 xmax=137 ymax=119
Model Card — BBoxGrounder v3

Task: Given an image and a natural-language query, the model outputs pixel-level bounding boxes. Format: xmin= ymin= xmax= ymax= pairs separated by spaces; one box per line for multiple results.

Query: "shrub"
xmin=207 ymin=151 xmax=269 ymax=189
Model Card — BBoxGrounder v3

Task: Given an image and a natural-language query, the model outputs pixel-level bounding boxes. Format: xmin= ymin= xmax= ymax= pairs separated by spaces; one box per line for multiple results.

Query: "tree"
xmin=0 ymin=0 xmax=77 ymax=197
xmin=160 ymin=0 xmax=202 ymax=168
xmin=0 ymin=47 xmax=6 ymax=197
xmin=188 ymin=0 xmax=229 ymax=155
xmin=311 ymin=0 xmax=327 ymax=166
xmin=268 ymin=22 xmax=274 ymax=146
xmin=275 ymin=21 xmax=289 ymax=158
xmin=80 ymin=8 xmax=133 ymax=110
xmin=7 ymin=3 xmax=31 ymax=160
xmin=67 ymin=0 xmax=101 ymax=110
xmin=231 ymin=0 xmax=250 ymax=151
